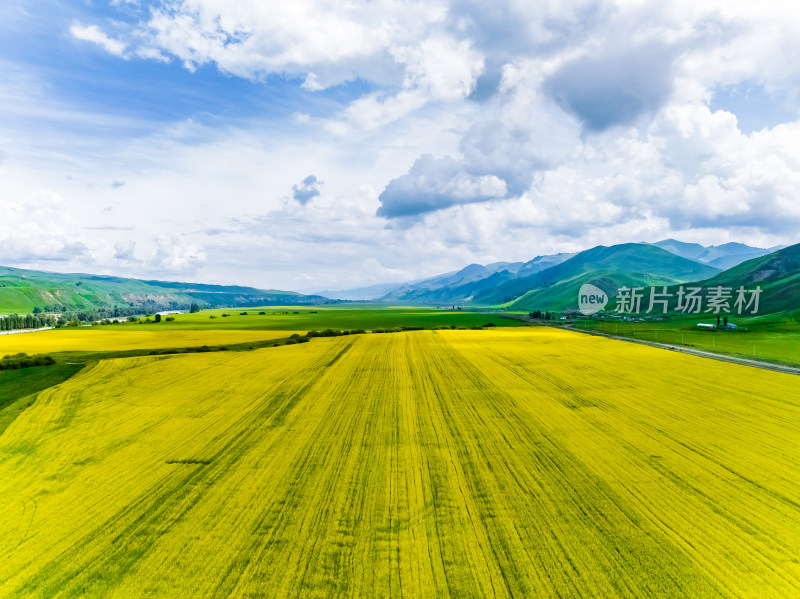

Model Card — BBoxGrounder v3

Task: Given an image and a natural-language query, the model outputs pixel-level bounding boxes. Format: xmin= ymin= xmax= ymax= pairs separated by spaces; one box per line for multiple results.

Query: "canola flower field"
xmin=0 ymin=328 xmax=299 ymax=356
xmin=0 ymin=328 xmax=798 ymax=598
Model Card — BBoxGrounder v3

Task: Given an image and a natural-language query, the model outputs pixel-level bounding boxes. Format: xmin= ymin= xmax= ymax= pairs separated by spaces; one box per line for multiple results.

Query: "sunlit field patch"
xmin=0 ymin=328 xmax=798 ymax=597
xmin=157 ymin=305 xmax=524 ymax=331
xmin=0 ymin=328 xmax=300 ymax=355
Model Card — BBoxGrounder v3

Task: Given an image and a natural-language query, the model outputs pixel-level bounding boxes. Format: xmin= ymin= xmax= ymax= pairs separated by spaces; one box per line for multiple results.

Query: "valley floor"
xmin=1 ymin=329 xmax=798 ymax=598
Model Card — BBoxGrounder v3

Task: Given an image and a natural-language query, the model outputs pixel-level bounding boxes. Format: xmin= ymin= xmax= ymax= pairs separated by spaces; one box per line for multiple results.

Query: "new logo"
xmin=578 ymin=284 xmax=608 ymax=315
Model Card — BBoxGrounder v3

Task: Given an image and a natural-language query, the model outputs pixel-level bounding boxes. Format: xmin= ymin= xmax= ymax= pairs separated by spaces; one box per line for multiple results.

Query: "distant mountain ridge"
xmin=3 ymin=239 xmax=794 ymax=317
xmin=354 ymin=239 xmax=786 ymax=311
xmin=648 ymin=239 xmax=782 ymax=270
xmin=499 ymin=244 xmax=721 ymax=311
xmin=318 ymin=253 xmax=575 ymax=302
xmin=0 ymin=266 xmax=328 ymax=314
xmin=368 ymin=242 xmax=722 ymax=308
xmin=377 ymin=253 xmax=575 ymax=304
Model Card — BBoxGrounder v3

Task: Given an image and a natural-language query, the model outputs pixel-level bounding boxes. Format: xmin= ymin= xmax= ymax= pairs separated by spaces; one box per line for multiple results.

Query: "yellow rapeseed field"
xmin=0 ymin=328 xmax=299 ymax=355
xmin=0 ymin=328 xmax=798 ymax=597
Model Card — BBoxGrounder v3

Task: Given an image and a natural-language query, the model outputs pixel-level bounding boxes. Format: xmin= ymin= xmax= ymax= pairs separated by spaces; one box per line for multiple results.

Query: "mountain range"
xmin=321 ymin=240 xmax=778 ymax=304
xmin=492 ymin=244 xmax=720 ymax=311
xmin=646 ymin=239 xmax=783 ymax=270
xmin=1 ymin=239 xmax=796 ymax=317
xmin=500 ymin=241 xmax=798 ymax=316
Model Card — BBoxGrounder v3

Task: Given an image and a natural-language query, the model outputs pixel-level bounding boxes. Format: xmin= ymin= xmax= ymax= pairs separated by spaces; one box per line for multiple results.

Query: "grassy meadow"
xmin=571 ymin=312 xmax=800 ymax=366
xmin=1 ymin=328 xmax=798 ymax=597
xmin=156 ymin=305 xmax=521 ymax=331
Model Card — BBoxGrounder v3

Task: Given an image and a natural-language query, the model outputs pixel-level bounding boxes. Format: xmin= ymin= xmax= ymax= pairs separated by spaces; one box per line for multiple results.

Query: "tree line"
xmin=0 ymin=299 xmax=204 ymax=333
xmin=0 ymin=313 xmax=57 ymax=332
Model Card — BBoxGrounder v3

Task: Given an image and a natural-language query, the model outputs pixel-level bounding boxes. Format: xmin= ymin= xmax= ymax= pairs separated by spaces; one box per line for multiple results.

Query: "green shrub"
xmin=0 ymin=353 xmax=57 ymax=370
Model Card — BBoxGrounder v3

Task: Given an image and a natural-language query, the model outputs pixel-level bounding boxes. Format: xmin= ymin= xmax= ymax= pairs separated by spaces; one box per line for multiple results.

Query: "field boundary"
xmin=555 ymin=322 xmax=800 ymax=375
xmin=495 ymin=312 xmax=800 ymax=375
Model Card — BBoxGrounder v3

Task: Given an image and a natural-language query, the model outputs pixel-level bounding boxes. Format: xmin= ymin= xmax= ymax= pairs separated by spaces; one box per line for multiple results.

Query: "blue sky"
xmin=1 ymin=0 xmax=799 ymax=291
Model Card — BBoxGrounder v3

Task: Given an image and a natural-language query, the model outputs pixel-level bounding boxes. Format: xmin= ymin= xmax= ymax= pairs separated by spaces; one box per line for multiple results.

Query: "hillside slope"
xmin=682 ymin=242 xmax=800 ymax=316
xmin=489 ymin=244 xmax=720 ymax=311
xmin=0 ymin=266 xmax=327 ymax=314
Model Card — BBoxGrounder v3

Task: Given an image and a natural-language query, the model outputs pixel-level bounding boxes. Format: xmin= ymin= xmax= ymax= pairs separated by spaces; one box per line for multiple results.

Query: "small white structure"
xmin=697 ymin=323 xmax=716 ymax=330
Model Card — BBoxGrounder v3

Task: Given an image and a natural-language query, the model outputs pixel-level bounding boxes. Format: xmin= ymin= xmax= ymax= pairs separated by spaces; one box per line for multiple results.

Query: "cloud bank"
xmin=1 ymin=0 xmax=798 ymax=289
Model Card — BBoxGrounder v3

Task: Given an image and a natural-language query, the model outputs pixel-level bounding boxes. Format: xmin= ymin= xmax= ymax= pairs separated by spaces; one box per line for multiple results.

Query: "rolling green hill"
xmin=4 ymin=241 xmax=793 ymax=318
xmin=0 ymin=266 xmax=328 ymax=315
xmin=665 ymin=242 xmax=800 ymax=316
xmin=374 ymin=239 xmax=776 ymax=308
xmin=486 ymin=244 xmax=721 ymax=311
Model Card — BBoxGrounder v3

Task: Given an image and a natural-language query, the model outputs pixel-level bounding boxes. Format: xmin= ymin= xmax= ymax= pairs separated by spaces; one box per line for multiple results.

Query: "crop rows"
xmin=0 ymin=329 xmax=798 ymax=597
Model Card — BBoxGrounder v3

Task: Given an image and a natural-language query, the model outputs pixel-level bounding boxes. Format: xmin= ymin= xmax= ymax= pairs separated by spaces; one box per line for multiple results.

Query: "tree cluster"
xmin=0 ymin=314 xmax=57 ymax=332
xmin=305 ymin=329 xmax=366 ymax=337
xmin=528 ymin=310 xmax=554 ymax=320
xmin=0 ymin=353 xmax=56 ymax=370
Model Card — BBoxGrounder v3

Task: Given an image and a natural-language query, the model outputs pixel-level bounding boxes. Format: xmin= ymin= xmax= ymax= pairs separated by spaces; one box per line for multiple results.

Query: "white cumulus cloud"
xmin=70 ymin=24 xmax=127 ymax=57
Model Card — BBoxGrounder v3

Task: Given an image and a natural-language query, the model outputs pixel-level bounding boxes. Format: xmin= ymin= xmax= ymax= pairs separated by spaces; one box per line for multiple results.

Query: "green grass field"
xmin=571 ymin=312 xmax=800 ymax=366
xmin=1 ymin=329 xmax=798 ymax=597
xmin=141 ymin=305 xmax=521 ymax=331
